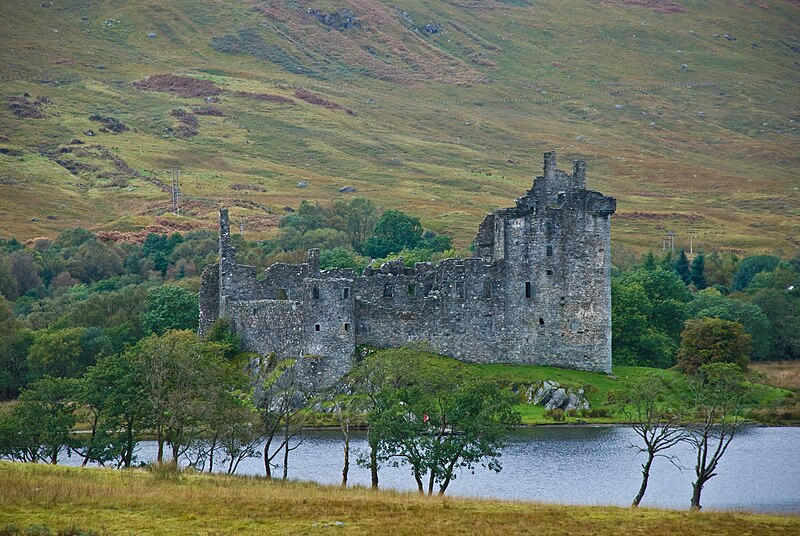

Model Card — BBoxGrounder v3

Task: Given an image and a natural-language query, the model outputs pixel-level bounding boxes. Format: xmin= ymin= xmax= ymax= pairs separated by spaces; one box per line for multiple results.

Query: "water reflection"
xmin=61 ymin=426 xmax=800 ymax=513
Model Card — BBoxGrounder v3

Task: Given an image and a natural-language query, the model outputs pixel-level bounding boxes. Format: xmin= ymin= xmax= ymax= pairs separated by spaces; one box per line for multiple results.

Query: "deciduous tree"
xmin=677 ymin=318 xmax=752 ymax=374
xmin=611 ymin=373 xmax=686 ymax=507
xmin=685 ymin=363 xmax=753 ymax=510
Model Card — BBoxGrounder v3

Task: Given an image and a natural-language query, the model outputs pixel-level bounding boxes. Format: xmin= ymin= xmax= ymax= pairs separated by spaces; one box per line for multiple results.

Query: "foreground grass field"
xmin=1 ymin=462 xmax=798 ymax=535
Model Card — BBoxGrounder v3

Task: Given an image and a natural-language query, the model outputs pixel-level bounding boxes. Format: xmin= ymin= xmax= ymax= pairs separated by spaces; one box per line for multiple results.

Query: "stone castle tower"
xmin=199 ymin=152 xmax=616 ymax=385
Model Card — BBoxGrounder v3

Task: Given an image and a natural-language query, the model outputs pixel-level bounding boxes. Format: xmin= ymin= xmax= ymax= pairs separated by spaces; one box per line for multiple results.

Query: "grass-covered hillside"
xmin=0 ymin=0 xmax=798 ymax=252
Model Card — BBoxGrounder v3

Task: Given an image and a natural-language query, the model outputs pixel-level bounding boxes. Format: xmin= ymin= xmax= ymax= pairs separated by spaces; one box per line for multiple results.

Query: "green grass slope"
xmin=1 ymin=462 xmax=799 ymax=535
xmin=472 ymin=362 xmax=791 ymax=424
xmin=0 ymin=0 xmax=798 ymax=252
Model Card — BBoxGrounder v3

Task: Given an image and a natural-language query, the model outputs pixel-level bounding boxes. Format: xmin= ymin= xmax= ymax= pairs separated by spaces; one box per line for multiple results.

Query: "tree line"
xmin=0 ymin=331 xmax=761 ymax=510
xmin=0 ymin=199 xmax=455 ymax=400
xmin=0 ymin=335 xmax=520 ymax=498
xmin=611 ymin=247 xmax=800 ymax=370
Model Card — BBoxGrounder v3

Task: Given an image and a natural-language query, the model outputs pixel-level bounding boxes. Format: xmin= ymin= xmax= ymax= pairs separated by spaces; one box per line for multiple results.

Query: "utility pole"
xmin=662 ymin=230 xmax=676 ymax=252
xmin=171 ymin=168 xmax=180 ymax=216
xmin=688 ymin=229 xmax=698 ymax=256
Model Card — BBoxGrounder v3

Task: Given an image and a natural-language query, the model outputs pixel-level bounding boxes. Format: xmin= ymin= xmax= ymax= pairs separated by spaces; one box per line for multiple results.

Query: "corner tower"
xmin=475 ymin=152 xmax=616 ymax=372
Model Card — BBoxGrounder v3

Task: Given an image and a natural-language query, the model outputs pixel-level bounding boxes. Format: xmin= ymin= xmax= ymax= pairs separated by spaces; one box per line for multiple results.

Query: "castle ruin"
xmin=199 ymin=152 xmax=616 ymax=385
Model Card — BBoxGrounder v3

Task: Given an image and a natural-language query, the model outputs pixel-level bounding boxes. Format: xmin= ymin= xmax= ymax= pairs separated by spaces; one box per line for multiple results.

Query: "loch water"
xmin=62 ymin=426 xmax=800 ymax=513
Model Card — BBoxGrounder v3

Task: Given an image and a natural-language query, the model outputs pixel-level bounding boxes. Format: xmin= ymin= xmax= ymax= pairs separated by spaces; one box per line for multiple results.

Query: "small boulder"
xmin=545 ymin=388 xmax=568 ymax=410
xmin=723 ymin=34 xmax=736 ymax=41
xmin=425 ymin=22 xmax=442 ymax=34
xmin=614 ymin=104 xmax=624 ymax=110
xmin=339 ymin=185 xmax=356 ymax=193
xmin=147 ymin=33 xmax=156 ymax=38
xmin=533 ymin=380 xmax=560 ymax=405
xmin=297 ymin=181 xmax=308 ymax=188
xmin=680 ymin=64 xmax=688 ymax=71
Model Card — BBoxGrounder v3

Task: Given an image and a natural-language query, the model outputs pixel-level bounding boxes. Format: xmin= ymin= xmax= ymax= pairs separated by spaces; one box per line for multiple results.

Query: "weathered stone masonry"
xmin=199 ymin=152 xmax=616 ymax=385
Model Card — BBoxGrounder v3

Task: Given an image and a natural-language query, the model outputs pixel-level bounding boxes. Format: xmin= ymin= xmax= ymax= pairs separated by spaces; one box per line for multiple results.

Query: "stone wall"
xmin=199 ymin=152 xmax=616 ymax=386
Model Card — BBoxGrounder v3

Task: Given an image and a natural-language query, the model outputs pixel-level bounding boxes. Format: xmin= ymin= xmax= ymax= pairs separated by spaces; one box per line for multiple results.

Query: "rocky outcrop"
xmin=524 ymin=380 xmax=590 ymax=412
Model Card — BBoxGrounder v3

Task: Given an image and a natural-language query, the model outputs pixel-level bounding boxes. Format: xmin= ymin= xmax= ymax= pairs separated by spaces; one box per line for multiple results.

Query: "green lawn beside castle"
xmin=451 ymin=361 xmax=789 ymax=425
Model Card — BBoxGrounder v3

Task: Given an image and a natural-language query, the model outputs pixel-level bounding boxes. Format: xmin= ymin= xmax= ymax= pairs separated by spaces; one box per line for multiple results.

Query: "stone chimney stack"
xmin=308 ymin=248 xmax=320 ymax=275
xmin=543 ymin=151 xmax=557 ymax=179
xmin=572 ymin=159 xmax=587 ymax=189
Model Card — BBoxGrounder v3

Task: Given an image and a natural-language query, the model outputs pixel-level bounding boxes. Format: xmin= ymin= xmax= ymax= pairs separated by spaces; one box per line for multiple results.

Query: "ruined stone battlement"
xmin=199 ymin=152 xmax=616 ymax=386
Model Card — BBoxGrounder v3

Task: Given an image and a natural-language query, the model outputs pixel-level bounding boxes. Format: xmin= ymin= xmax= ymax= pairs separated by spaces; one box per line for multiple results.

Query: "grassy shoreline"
xmin=1 ymin=462 xmax=798 ymax=535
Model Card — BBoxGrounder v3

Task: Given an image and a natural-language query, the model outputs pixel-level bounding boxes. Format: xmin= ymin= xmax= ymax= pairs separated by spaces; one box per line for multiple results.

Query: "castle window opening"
xmin=482 ymin=280 xmax=492 ymax=298
xmin=277 ymin=289 xmax=288 ymax=300
xmin=546 ymin=245 xmax=553 ymax=257
xmin=407 ymin=284 xmax=415 ymax=298
xmin=560 ymin=296 xmax=566 ymax=305
xmin=314 ymin=323 xmax=321 ymax=332
xmin=539 ymin=318 xmax=545 ymax=325
xmin=312 ymin=286 xmax=320 ymax=299
xmin=424 ymin=283 xmax=433 ymax=297
xmin=384 ymin=284 xmax=393 ymax=298
xmin=456 ymin=282 xmax=465 ymax=299
xmin=547 ymin=269 xmax=553 ymax=276
xmin=343 ymin=287 xmax=350 ymax=299
xmin=525 ymin=282 xmax=532 ymax=299
xmin=344 ymin=323 xmax=350 ymax=332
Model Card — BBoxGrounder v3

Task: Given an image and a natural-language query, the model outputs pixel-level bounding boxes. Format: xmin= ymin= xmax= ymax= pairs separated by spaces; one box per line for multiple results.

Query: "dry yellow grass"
xmin=0 ymin=462 xmax=798 ymax=535
xmin=751 ymin=362 xmax=800 ymax=392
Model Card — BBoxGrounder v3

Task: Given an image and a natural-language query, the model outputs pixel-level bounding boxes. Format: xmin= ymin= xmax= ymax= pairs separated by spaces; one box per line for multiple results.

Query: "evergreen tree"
xmin=691 ymin=253 xmax=707 ymax=290
xmin=675 ymin=249 xmax=692 ymax=285
xmin=642 ymin=251 xmax=657 ymax=271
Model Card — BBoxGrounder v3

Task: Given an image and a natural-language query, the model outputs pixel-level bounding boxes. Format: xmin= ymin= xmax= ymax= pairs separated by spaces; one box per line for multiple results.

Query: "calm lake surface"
xmin=63 ymin=426 xmax=800 ymax=513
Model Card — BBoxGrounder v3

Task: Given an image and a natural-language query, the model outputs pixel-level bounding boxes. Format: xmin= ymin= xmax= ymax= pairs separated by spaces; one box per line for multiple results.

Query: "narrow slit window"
xmin=546 ymin=245 xmax=553 ymax=257
xmin=482 ymin=280 xmax=492 ymax=298
xmin=456 ymin=282 xmax=465 ymax=299
xmin=407 ymin=284 xmax=415 ymax=298
xmin=383 ymin=284 xmax=393 ymax=298
xmin=525 ymin=282 xmax=532 ymax=299
xmin=424 ymin=284 xmax=433 ymax=297
xmin=343 ymin=287 xmax=350 ymax=299
xmin=314 ymin=323 xmax=321 ymax=332
xmin=277 ymin=289 xmax=288 ymax=300
xmin=547 ymin=269 xmax=553 ymax=276
xmin=312 ymin=286 xmax=320 ymax=299
xmin=344 ymin=323 xmax=350 ymax=332
xmin=539 ymin=318 xmax=545 ymax=326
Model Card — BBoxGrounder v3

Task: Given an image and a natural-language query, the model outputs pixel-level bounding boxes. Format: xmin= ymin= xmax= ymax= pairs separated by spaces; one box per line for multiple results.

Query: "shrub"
xmin=545 ymin=408 xmax=565 ymax=421
xmin=147 ymin=460 xmax=181 ymax=481
xmin=588 ymin=407 xmax=611 ymax=418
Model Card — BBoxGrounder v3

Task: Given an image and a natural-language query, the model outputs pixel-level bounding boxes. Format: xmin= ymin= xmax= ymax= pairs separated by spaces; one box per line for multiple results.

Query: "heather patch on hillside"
xmin=133 ymin=74 xmax=221 ymax=98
